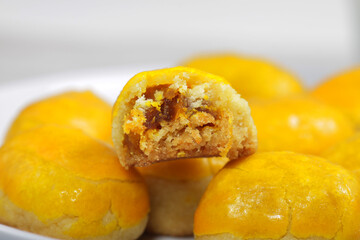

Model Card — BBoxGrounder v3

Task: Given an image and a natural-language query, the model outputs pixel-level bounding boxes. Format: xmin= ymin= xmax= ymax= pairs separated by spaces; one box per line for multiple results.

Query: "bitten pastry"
xmin=0 ymin=125 xmax=149 ymax=240
xmin=250 ymin=96 xmax=354 ymax=155
xmin=183 ymin=54 xmax=303 ymax=99
xmin=6 ymin=91 xmax=112 ymax=143
xmin=323 ymin=133 xmax=360 ymax=179
xmin=112 ymin=67 xmax=257 ymax=167
xmin=194 ymin=151 xmax=360 ymax=240
xmin=137 ymin=157 xmax=228 ymax=236
xmin=312 ymin=67 xmax=360 ymax=127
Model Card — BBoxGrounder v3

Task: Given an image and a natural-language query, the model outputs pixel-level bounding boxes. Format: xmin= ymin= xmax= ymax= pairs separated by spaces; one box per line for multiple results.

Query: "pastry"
xmin=137 ymin=157 xmax=228 ymax=236
xmin=194 ymin=151 xmax=360 ymax=239
xmin=323 ymin=133 xmax=360 ymax=179
xmin=312 ymin=67 xmax=360 ymax=127
xmin=6 ymin=91 xmax=112 ymax=144
xmin=0 ymin=125 xmax=149 ymax=240
xmin=112 ymin=67 xmax=257 ymax=167
xmin=250 ymin=96 xmax=354 ymax=155
xmin=184 ymin=54 xmax=303 ymax=99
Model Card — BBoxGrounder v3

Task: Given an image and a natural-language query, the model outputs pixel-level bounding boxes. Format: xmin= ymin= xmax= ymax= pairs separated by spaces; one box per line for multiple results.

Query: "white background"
xmin=0 ymin=0 xmax=359 ymax=86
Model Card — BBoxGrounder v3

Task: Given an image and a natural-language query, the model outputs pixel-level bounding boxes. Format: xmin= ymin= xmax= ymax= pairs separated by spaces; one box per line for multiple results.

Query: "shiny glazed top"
xmin=6 ymin=91 xmax=112 ymax=144
xmin=250 ymin=96 xmax=355 ymax=155
xmin=312 ymin=67 xmax=360 ymax=127
xmin=0 ymin=125 xmax=149 ymax=239
xmin=324 ymin=133 xmax=360 ymax=179
xmin=194 ymin=151 xmax=360 ymax=239
xmin=184 ymin=54 xmax=304 ymax=99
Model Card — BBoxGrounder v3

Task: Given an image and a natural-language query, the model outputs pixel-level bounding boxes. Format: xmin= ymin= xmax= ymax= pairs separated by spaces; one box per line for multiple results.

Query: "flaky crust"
xmin=0 ymin=189 xmax=148 ymax=240
xmin=194 ymin=151 xmax=360 ymax=240
xmin=112 ymin=67 xmax=257 ymax=168
xmin=0 ymin=125 xmax=149 ymax=239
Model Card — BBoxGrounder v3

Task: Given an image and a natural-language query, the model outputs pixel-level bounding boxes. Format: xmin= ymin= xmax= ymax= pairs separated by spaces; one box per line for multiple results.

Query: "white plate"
xmin=0 ymin=66 xmax=191 ymax=240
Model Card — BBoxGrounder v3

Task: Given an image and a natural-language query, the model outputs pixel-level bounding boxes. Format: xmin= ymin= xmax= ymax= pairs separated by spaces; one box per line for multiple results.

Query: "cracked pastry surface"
xmin=112 ymin=67 xmax=257 ymax=167
xmin=6 ymin=91 xmax=112 ymax=144
xmin=194 ymin=151 xmax=360 ymax=240
xmin=0 ymin=125 xmax=149 ymax=240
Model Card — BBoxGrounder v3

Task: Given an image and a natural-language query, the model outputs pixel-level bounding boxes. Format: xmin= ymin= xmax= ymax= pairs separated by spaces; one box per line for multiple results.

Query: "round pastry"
xmin=0 ymin=125 xmax=149 ymax=240
xmin=136 ymin=157 xmax=228 ymax=236
xmin=112 ymin=67 xmax=257 ymax=168
xmin=250 ymin=96 xmax=354 ymax=155
xmin=194 ymin=151 xmax=360 ymax=240
xmin=312 ymin=67 xmax=360 ymax=127
xmin=6 ymin=91 xmax=112 ymax=143
xmin=323 ymin=133 xmax=360 ymax=179
xmin=183 ymin=54 xmax=303 ymax=100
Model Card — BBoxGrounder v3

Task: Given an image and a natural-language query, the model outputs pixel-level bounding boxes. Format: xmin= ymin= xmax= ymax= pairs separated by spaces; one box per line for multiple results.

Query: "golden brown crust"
xmin=249 ymin=96 xmax=355 ymax=155
xmin=112 ymin=67 xmax=257 ymax=168
xmin=0 ymin=125 xmax=149 ymax=239
xmin=323 ymin=133 xmax=360 ymax=180
xmin=194 ymin=151 xmax=360 ymax=240
xmin=183 ymin=54 xmax=303 ymax=100
xmin=0 ymin=189 xmax=148 ymax=240
xmin=311 ymin=67 xmax=360 ymax=127
xmin=196 ymin=233 xmax=329 ymax=240
xmin=5 ymin=91 xmax=112 ymax=144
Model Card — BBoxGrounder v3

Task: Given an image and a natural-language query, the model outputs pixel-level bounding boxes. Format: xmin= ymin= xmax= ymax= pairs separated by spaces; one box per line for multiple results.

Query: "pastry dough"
xmin=0 ymin=125 xmax=149 ymax=240
xmin=250 ymin=96 xmax=354 ymax=155
xmin=312 ymin=67 xmax=360 ymax=127
xmin=6 ymin=91 xmax=112 ymax=144
xmin=194 ymin=151 xmax=360 ymax=239
xmin=137 ymin=157 xmax=228 ymax=236
xmin=112 ymin=67 xmax=257 ymax=167
xmin=184 ymin=54 xmax=303 ymax=99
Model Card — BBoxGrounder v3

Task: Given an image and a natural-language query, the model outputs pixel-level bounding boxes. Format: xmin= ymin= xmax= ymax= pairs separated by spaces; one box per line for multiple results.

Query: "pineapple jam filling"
xmin=123 ymin=82 xmax=233 ymax=163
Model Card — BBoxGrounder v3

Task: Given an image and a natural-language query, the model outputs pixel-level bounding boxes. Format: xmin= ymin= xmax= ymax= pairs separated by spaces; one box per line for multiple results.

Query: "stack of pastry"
xmin=111 ymin=66 xmax=258 ymax=236
xmin=0 ymin=66 xmax=259 ymax=238
xmin=184 ymin=55 xmax=360 ymax=239
xmin=0 ymin=54 xmax=360 ymax=240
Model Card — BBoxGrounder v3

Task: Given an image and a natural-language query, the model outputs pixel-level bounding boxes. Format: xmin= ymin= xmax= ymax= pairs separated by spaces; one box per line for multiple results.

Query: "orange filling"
xmin=123 ymin=84 xmax=232 ymax=163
